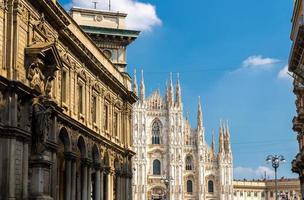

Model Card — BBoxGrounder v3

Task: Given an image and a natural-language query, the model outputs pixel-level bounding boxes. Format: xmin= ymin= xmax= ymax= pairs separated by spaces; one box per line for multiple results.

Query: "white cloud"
xmin=242 ymin=55 xmax=280 ymax=69
xmin=278 ymin=65 xmax=292 ymax=80
xmin=69 ymin=0 xmax=162 ymax=31
xmin=234 ymin=166 xmax=275 ymax=180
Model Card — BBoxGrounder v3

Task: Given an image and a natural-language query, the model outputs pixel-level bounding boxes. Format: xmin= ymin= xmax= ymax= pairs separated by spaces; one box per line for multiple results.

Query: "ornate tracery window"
xmin=185 ymin=155 xmax=193 ymax=170
xmin=153 ymin=159 xmax=161 ymax=175
xmin=152 ymin=121 xmax=161 ymax=144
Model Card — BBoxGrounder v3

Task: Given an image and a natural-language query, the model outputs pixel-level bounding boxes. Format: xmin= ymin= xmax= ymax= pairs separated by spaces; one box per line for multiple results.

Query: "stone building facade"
xmin=289 ymin=0 xmax=304 ymax=198
xmin=233 ymin=178 xmax=301 ymax=200
xmin=0 ymin=0 xmax=138 ymax=199
xmin=131 ymin=72 xmax=233 ymax=200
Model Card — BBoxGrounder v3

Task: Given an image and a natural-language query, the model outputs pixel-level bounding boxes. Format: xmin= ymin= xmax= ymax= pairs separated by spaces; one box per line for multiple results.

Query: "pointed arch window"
xmin=152 ymin=121 xmax=161 ymax=144
xmin=187 ymin=180 xmax=193 ymax=193
xmin=185 ymin=155 xmax=193 ymax=170
xmin=208 ymin=180 xmax=214 ymax=193
xmin=153 ymin=159 xmax=161 ymax=175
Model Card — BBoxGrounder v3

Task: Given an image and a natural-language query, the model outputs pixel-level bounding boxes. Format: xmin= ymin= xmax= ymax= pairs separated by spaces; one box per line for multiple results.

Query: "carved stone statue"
xmin=32 ymin=96 xmax=52 ymax=155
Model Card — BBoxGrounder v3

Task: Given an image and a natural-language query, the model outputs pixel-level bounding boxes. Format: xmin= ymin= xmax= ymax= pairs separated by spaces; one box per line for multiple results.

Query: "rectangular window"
xmin=254 ymin=192 xmax=258 ymax=197
xmin=104 ymin=104 xmax=108 ymax=131
xmin=92 ymin=96 xmax=97 ymax=124
xmin=78 ymin=84 xmax=84 ymax=114
xmin=113 ymin=112 xmax=118 ymax=137
xmin=61 ymin=70 xmax=67 ymax=103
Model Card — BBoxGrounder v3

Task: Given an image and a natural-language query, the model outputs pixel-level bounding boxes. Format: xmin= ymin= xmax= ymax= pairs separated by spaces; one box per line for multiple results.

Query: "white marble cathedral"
xmin=131 ymin=71 xmax=233 ymax=200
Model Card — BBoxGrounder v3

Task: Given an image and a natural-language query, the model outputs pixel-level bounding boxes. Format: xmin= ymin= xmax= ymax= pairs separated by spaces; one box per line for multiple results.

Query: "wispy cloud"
xmin=234 ymin=166 xmax=275 ymax=180
xmin=242 ymin=55 xmax=280 ymax=69
xmin=278 ymin=65 xmax=292 ymax=80
xmin=68 ymin=0 xmax=162 ymax=31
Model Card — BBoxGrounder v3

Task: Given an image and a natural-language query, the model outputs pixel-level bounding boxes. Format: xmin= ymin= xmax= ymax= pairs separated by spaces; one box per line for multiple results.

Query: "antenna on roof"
xmin=92 ymin=1 xmax=98 ymax=9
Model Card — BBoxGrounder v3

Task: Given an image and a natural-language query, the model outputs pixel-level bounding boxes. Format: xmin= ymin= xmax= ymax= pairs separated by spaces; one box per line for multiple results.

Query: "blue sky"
xmin=60 ymin=0 xmax=297 ymax=179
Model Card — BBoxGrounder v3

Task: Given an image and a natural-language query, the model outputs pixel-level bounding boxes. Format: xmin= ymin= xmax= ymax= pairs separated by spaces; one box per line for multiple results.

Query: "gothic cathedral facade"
xmin=132 ymin=72 xmax=234 ymax=200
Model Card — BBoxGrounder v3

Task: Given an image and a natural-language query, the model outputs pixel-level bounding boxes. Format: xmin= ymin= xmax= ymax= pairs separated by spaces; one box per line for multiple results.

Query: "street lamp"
xmin=161 ymin=174 xmax=173 ymax=200
xmin=266 ymin=155 xmax=286 ymax=200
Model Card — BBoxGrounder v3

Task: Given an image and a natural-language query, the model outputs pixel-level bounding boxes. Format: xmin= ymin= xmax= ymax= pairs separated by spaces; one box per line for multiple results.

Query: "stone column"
xmin=65 ymin=157 xmax=72 ymax=200
xmin=100 ymin=170 xmax=104 ymax=200
xmin=87 ymin=166 xmax=91 ymax=200
xmin=116 ymin=171 xmax=121 ymax=200
xmin=77 ymin=171 xmax=81 ymax=200
xmin=108 ymin=170 xmax=113 ymax=200
xmin=95 ymin=165 xmax=101 ymax=200
xmin=119 ymin=173 xmax=126 ymax=200
xmin=103 ymin=168 xmax=109 ymax=200
xmin=82 ymin=162 xmax=88 ymax=200
xmin=125 ymin=173 xmax=130 ymax=200
xmin=71 ymin=160 xmax=77 ymax=200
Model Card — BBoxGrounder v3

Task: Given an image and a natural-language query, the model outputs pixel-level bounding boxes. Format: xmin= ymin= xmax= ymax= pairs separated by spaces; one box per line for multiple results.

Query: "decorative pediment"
xmin=32 ymin=13 xmax=57 ymax=44
xmin=25 ymin=42 xmax=63 ymax=96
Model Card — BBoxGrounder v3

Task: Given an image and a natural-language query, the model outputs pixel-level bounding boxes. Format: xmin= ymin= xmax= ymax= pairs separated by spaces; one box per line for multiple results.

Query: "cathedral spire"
xmin=211 ymin=129 xmax=215 ymax=154
xmin=226 ymin=120 xmax=232 ymax=153
xmin=175 ymin=73 xmax=182 ymax=107
xmin=186 ymin=111 xmax=190 ymax=121
xmin=140 ymin=69 xmax=145 ymax=102
xmin=197 ymin=96 xmax=203 ymax=131
xmin=133 ymin=69 xmax=138 ymax=96
xmin=167 ymin=73 xmax=174 ymax=106
xmin=219 ymin=120 xmax=225 ymax=153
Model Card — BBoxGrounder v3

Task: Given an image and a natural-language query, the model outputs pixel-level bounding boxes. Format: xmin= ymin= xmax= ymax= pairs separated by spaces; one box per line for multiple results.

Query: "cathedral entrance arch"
xmin=148 ymin=186 xmax=166 ymax=200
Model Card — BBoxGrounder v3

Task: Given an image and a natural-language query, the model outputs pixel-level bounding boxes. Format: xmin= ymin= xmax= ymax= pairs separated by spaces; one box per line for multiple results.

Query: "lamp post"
xmin=266 ymin=155 xmax=286 ymax=200
xmin=161 ymin=174 xmax=173 ymax=200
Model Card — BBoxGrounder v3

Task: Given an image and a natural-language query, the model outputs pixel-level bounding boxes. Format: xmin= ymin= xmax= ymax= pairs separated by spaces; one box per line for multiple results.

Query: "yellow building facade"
xmin=0 ymin=0 xmax=138 ymax=199
xmin=289 ymin=0 xmax=304 ymax=198
xmin=233 ymin=179 xmax=301 ymax=200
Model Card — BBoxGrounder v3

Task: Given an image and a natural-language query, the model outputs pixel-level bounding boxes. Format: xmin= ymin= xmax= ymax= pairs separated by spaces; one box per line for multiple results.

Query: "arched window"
xmin=187 ymin=180 xmax=193 ymax=193
xmin=208 ymin=180 xmax=214 ymax=193
xmin=153 ymin=159 xmax=161 ymax=175
xmin=185 ymin=156 xmax=193 ymax=170
xmin=152 ymin=121 xmax=161 ymax=144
